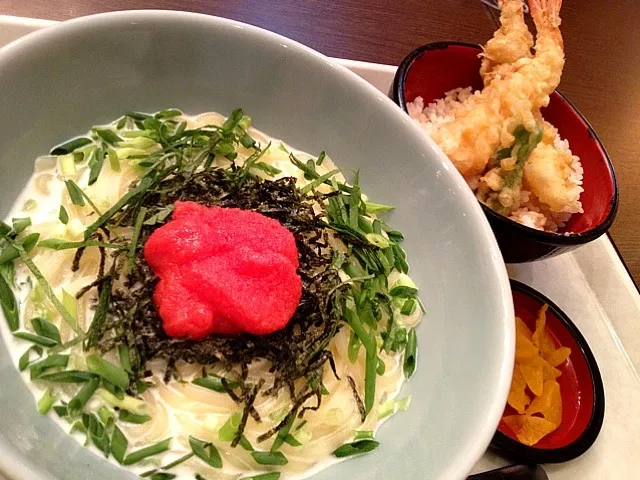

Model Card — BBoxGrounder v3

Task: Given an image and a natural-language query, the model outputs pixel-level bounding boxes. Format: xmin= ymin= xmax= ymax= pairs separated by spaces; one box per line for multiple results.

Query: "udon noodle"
xmin=0 ymin=110 xmax=421 ymax=479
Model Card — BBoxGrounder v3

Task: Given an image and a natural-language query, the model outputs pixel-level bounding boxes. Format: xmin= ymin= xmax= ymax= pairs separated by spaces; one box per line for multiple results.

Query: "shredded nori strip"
xmin=92 ymin=168 xmax=347 ymax=442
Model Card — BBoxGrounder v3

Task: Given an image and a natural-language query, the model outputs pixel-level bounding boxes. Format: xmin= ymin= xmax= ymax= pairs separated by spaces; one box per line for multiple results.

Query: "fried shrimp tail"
xmin=480 ymin=0 xmax=534 ymax=85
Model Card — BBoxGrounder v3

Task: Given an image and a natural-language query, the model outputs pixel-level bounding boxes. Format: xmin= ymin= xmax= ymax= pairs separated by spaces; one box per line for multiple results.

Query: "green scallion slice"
xmin=123 ymin=438 xmax=171 ymax=465
xmin=333 ymin=439 xmax=379 ymax=458
xmin=68 ymin=376 xmax=100 ymax=414
xmin=189 ymin=436 xmax=222 ymax=468
xmin=251 ymin=451 xmax=288 ymax=466
xmin=111 ymin=425 xmax=128 ymax=464
xmin=86 ymin=355 xmax=129 ymax=389
xmin=119 ymin=409 xmax=151 ymax=424
xmin=51 ymin=137 xmax=93 ymax=155
xmin=37 ymin=388 xmax=56 ymax=414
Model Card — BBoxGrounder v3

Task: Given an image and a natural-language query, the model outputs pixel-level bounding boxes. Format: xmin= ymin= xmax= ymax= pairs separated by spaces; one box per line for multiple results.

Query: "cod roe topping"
xmin=143 ymin=201 xmax=302 ymax=339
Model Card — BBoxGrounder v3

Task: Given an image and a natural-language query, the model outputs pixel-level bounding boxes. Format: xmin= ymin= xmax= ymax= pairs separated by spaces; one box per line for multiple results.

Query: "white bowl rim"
xmin=0 ymin=9 xmax=515 ymax=480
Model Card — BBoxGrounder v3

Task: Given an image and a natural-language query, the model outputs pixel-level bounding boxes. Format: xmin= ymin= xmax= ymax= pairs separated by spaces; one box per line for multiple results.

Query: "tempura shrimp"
xmin=523 ymin=121 xmax=582 ymax=213
xmin=480 ymin=0 xmax=533 ymax=86
xmin=428 ymin=0 xmax=564 ymax=180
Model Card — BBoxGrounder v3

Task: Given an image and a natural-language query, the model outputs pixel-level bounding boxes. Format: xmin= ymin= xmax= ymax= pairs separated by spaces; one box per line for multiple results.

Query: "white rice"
xmin=408 ymin=91 xmax=584 ymax=232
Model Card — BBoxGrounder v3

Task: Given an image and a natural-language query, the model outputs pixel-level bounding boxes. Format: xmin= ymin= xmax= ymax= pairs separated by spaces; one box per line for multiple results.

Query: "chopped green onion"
xmin=354 ymin=430 xmax=374 ymax=440
xmin=379 ymin=396 xmax=412 ymax=419
xmin=68 ymin=376 xmax=100 ymax=414
xmin=333 ymin=439 xmax=379 ymax=458
xmin=155 ymin=108 xmax=183 ymax=119
xmin=119 ymin=409 xmax=151 ymax=424
xmin=12 ymin=217 xmax=31 ymax=234
xmin=389 ymin=285 xmax=418 ymax=298
xmin=107 ymin=148 xmax=120 ymax=172
xmin=64 ymin=180 xmax=85 ymax=206
xmin=111 ymin=425 xmax=128 ymax=464
xmin=58 ymin=206 xmax=69 ymax=224
xmin=98 ymin=406 xmax=115 ymax=427
xmin=127 ymin=207 xmax=147 ymax=272
xmin=400 ymin=298 xmax=417 ymax=316
xmin=37 ymin=388 xmax=56 ymax=414
xmin=0 ymin=232 xmax=40 ymax=265
xmin=88 ymin=147 xmax=105 ymax=185
xmin=62 ymin=290 xmax=78 ymax=323
xmin=51 ymin=137 xmax=93 ymax=155
xmin=270 ymin=411 xmax=296 ymax=452
xmin=38 ymin=238 xmax=126 ymax=251
xmin=189 ymin=436 xmax=222 ymax=468
xmin=365 ymin=233 xmax=391 ymax=249
xmin=299 ymin=168 xmax=340 ymax=194
xmin=53 ymin=404 xmax=68 ymax=417
xmin=59 ymin=154 xmax=77 ymax=176
xmin=192 ymin=375 xmax=237 ymax=393
xmin=0 ymin=273 xmax=19 ymax=331
xmin=88 ymin=414 xmax=110 ymax=457
xmin=37 ymin=370 xmax=94 ymax=383
xmin=251 ymin=451 xmax=288 ymax=466
xmin=102 ymin=379 xmax=125 ymax=400
xmin=123 ymin=438 xmax=171 ymax=465
xmin=140 ymin=452 xmax=194 ymax=478
xmin=18 ymin=345 xmax=43 ymax=371
xmin=93 ymin=128 xmax=122 ymax=145
xmin=30 ymin=354 xmax=69 ymax=379
xmin=316 ymin=151 xmax=326 ymax=165
xmin=118 ymin=343 xmax=132 ymax=373
xmin=13 ymin=331 xmax=59 ymax=347
xmin=218 ymin=412 xmax=241 ymax=441
xmin=86 ymin=355 xmax=129 ymax=389
xmin=98 ymin=389 xmax=150 ymax=415
xmin=364 ymin=201 xmax=395 ymax=214
xmin=347 ymin=330 xmax=361 ymax=363
xmin=403 ymin=328 xmax=417 ymax=378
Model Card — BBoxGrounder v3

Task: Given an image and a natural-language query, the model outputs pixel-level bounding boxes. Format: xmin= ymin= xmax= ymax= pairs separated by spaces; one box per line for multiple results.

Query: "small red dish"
xmin=490 ymin=280 xmax=605 ymax=463
xmin=391 ymin=42 xmax=618 ymax=263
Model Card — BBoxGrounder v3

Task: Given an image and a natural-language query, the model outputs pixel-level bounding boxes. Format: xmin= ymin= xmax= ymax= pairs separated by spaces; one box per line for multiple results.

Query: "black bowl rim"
xmin=489 ymin=279 xmax=605 ymax=464
xmin=391 ymin=40 xmax=619 ymax=246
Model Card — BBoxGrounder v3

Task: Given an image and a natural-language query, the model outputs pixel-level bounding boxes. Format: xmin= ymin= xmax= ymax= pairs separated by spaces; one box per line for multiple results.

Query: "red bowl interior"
xmin=497 ymin=288 xmax=595 ymax=448
xmin=402 ymin=43 xmax=616 ymax=235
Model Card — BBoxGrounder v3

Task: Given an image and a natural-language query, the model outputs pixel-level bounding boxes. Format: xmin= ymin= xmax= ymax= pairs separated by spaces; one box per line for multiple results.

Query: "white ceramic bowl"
xmin=0 ymin=11 xmax=513 ymax=480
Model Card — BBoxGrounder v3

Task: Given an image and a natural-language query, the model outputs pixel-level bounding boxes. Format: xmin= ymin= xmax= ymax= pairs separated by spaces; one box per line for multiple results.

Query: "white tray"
xmin=2 ymin=14 xmax=640 ymax=480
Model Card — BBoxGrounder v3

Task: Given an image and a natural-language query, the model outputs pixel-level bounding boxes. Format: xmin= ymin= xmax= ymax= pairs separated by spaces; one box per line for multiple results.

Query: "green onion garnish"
xmin=32 ymin=316 xmax=61 ymax=344
xmin=110 ymin=425 xmax=128 ymax=464
xmin=333 ymin=439 xmax=380 ymax=458
xmin=30 ymin=354 xmax=69 ymax=379
xmin=192 ymin=375 xmax=238 ymax=393
xmin=0 ymin=273 xmax=19 ymax=331
xmin=123 ymin=438 xmax=172 ymax=465
xmin=404 ymin=328 xmax=417 ymax=378
xmin=93 ymin=128 xmax=122 ymax=145
xmin=12 ymin=217 xmax=31 ymax=234
xmin=64 ymin=180 xmax=86 ymax=206
xmin=18 ymin=345 xmax=43 ymax=371
xmin=37 ymin=370 xmax=94 ymax=383
xmin=13 ymin=331 xmax=59 ymax=347
xmin=68 ymin=376 xmax=100 ymax=414
xmin=37 ymin=387 xmax=56 ymax=414
xmin=50 ymin=137 xmax=93 ymax=155
xmin=251 ymin=451 xmax=288 ymax=466
xmin=58 ymin=206 xmax=69 ymax=224
xmin=86 ymin=355 xmax=129 ymax=390
xmin=118 ymin=409 xmax=151 ymax=424
xmin=189 ymin=436 xmax=223 ymax=468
